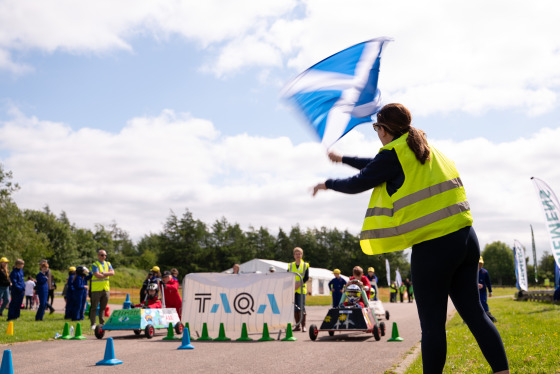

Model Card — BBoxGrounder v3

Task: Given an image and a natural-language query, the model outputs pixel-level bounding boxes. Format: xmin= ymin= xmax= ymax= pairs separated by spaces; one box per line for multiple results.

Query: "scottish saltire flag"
xmin=282 ymin=37 xmax=393 ymax=147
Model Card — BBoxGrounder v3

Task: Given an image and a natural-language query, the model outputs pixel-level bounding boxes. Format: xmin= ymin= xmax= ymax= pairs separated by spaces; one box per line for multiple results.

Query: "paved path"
xmin=0 ymin=299 xmax=455 ymax=373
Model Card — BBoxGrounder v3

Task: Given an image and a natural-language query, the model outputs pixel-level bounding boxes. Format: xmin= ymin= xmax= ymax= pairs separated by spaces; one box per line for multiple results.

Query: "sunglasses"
xmin=373 ymin=123 xmax=384 ymax=132
xmin=98 ymin=254 xmax=107 ymax=257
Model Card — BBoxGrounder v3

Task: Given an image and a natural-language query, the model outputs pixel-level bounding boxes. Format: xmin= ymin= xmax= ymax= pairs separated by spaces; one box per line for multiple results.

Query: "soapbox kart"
xmin=309 ymin=304 xmax=386 ymax=341
xmin=94 ymin=307 xmax=183 ymax=339
xmin=370 ymin=299 xmax=390 ymax=321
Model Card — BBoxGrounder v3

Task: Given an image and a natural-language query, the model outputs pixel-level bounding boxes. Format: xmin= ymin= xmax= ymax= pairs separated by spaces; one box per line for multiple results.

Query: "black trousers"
xmin=411 ymin=226 xmax=508 ymax=373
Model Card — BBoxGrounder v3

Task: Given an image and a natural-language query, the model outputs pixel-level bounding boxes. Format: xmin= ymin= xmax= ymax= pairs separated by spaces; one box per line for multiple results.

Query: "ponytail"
xmin=376 ymin=103 xmax=431 ymax=164
xmin=406 ymin=127 xmax=430 ymax=164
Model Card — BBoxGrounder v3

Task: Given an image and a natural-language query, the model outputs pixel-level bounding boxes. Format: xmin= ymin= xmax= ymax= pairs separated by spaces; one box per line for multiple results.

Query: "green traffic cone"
xmin=197 ymin=323 xmax=213 ymax=341
xmin=184 ymin=322 xmax=194 ymax=340
xmin=70 ymin=322 xmax=87 ymax=340
xmin=61 ymin=322 xmax=72 ymax=340
xmin=236 ymin=323 xmax=253 ymax=342
xmin=387 ymin=322 xmax=403 ymax=342
xmin=214 ymin=323 xmax=231 ymax=341
xmin=163 ymin=322 xmax=179 ymax=340
xmin=281 ymin=323 xmax=297 ymax=341
xmin=258 ymin=323 xmax=275 ymax=342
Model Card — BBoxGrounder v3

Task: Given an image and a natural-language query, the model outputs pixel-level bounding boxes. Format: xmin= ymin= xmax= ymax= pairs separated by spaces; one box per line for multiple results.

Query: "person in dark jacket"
xmin=140 ymin=266 xmax=160 ymax=303
xmin=64 ymin=266 xmax=76 ymax=319
xmin=478 ymin=257 xmax=497 ymax=322
xmin=35 ymin=261 xmax=50 ymax=321
xmin=328 ymin=269 xmax=347 ymax=307
xmin=0 ymin=257 xmax=11 ymax=317
xmin=38 ymin=260 xmax=55 ymax=314
xmin=71 ymin=266 xmax=91 ymax=321
xmin=7 ymin=259 xmax=25 ymax=321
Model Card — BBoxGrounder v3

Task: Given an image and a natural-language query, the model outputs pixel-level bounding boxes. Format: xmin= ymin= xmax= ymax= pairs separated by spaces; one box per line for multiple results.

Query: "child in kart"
xmin=134 ymin=283 xmax=162 ymax=309
xmin=339 ymin=280 xmax=369 ymax=308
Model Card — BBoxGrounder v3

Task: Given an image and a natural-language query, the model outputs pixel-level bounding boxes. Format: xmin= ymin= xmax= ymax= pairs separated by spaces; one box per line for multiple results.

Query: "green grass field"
xmin=404 ymin=295 xmax=560 ymax=374
xmin=0 ymin=309 xmax=93 ymax=344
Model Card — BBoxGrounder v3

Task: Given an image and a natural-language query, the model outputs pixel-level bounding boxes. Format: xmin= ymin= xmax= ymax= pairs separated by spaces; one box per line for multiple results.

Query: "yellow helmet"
xmin=368 ymin=267 xmax=374 ymax=272
xmin=150 ymin=266 xmax=160 ymax=272
xmin=0 ymin=257 xmax=9 ymax=263
xmin=333 ymin=269 xmax=341 ymax=274
xmin=479 ymin=256 xmax=484 ymax=264
xmin=69 ymin=266 xmax=76 ymax=272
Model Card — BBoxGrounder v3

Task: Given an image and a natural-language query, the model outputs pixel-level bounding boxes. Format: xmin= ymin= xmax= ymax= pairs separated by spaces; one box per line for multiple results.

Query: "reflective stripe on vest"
xmin=91 ymin=261 xmax=111 ymax=292
xmin=289 ymin=261 xmax=309 ymax=294
xmin=360 ymin=134 xmax=473 ymax=255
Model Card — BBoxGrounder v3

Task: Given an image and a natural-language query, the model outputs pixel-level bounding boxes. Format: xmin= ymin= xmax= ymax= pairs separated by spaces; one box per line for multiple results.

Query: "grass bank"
xmin=0 ymin=310 xmax=92 ymax=345
xmin=404 ymin=297 xmax=560 ymax=373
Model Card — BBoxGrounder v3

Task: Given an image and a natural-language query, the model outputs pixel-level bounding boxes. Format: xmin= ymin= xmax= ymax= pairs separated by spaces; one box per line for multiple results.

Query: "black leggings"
xmin=411 ymin=226 xmax=508 ymax=373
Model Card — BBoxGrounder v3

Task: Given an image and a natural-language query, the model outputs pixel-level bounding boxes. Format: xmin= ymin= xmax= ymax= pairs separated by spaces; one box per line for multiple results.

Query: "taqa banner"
xmin=182 ymin=272 xmax=294 ymax=334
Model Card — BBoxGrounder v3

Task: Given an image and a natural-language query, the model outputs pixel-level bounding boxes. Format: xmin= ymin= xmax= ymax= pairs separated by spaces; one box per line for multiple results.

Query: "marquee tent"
xmin=223 ymin=258 xmax=349 ymax=296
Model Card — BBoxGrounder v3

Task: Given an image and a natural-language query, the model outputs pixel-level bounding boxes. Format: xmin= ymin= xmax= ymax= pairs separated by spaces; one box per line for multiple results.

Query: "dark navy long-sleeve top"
xmin=325 ymin=149 xmax=405 ymax=196
xmin=36 ymin=272 xmax=49 ymax=294
xmin=328 ymin=277 xmax=347 ymax=293
xmin=478 ymin=268 xmax=492 ymax=294
xmin=9 ymin=267 xmax=25 ymax=293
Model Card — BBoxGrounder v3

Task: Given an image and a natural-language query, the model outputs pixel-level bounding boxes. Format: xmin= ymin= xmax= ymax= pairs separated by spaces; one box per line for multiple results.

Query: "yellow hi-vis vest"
xmin=289 ymin=261 xmax=309 ymax=294
xmin=360 ymin=134 xmax=473 ymax=255
xmin=91 ymin=260 xmax=111 ymax=292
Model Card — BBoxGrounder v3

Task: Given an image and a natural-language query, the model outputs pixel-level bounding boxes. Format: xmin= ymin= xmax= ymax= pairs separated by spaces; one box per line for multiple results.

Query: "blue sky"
xmin=1 ymin=0 xmax=559 ymax=264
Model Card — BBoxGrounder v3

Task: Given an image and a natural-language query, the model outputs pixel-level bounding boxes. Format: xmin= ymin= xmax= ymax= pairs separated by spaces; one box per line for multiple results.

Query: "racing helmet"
xmin=345 ymin=284 xmax=361 ymax=304
xmin=147 ymin=282 xmax=158 ymax=299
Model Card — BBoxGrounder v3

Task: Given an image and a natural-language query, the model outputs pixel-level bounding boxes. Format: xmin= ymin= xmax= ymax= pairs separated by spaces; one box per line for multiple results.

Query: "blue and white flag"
xmin=513 ymin=239 xmax=529 ymax=292
xmin=282 ymin=37 xmax=393 ymax=147
xmin=531 ymin=177 xmax=560 ymax=270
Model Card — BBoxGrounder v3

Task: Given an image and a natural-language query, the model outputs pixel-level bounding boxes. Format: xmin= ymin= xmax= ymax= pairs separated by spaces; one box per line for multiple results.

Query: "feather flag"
xmin=385 ymin=258 xmax=391 ymax=286
xmin=531 ymin=177 xmax=560 ymax=270
xmin=513 ymin=239 xmax=529 ymax=292
xmin=395 ymin=268 xmax=402 ymax=288
xmin=282 ymin=37 xmax=393 ymax=147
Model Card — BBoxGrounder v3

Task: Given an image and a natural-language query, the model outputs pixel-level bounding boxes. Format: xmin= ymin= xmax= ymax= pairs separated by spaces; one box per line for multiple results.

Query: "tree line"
xmin=1 ymin=164 xmax=556 ymax=286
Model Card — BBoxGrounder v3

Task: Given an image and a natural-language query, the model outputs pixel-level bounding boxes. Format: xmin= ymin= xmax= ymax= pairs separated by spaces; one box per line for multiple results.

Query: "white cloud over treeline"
xmin=1 ymin=109 xmax=559 ymax=258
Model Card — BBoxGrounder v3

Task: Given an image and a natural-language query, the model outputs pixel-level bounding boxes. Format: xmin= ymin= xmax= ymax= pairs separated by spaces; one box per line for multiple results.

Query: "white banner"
xmin=182 ymin=272 xmax=294 ymax=334
xmin=513 ymin=240 xmax=529 ymax=291
xmin=385 ymin=259 xmax=391 ymax=286
xmin=395 ymin=268 xmax=402 ymax=288
xmin=531 ymin=177 xmax=560 ymax=270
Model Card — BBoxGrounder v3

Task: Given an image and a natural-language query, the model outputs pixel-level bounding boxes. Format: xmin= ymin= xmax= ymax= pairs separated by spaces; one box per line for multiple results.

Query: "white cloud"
xmin=1 ymin=0 xmax=559 ymax=116
xmin=1 ymin=109 xmax=559 ymax=261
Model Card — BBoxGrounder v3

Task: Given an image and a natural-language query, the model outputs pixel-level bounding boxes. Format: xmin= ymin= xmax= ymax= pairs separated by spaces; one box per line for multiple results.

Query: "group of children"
xmin=330 ymin=265 xmax=415 ymax=308
xmin=62 ymin=266 xmax=92 ymax=321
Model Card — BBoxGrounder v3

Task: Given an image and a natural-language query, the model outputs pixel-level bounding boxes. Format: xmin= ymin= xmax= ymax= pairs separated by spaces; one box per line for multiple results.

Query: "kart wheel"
xmin=145 ymin=324 xmax=155 ymax=339
xmin=328 ymin=330 xmax=335 ymax=337
xmin=380 ymin=322 xmax=386 ymax=336
xmin=385 ymin=310 xmax=390 ymax=320
xmin=372 ymin=325 xmax=381 ymax=341
xmin=133 ymin=329 xmax=141 ymax=336
xmin=175 ymin=322 xmax=184 ymax=335
xmin=94 ymin=325 xmax=105 ymax=339
xmin=309 ymin=324 xmax=319 ymax=341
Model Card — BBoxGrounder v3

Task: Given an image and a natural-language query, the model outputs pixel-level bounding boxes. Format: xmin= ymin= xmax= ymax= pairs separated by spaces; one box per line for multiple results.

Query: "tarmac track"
xmin=1 ymin=299 xmax=456 ymax=374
